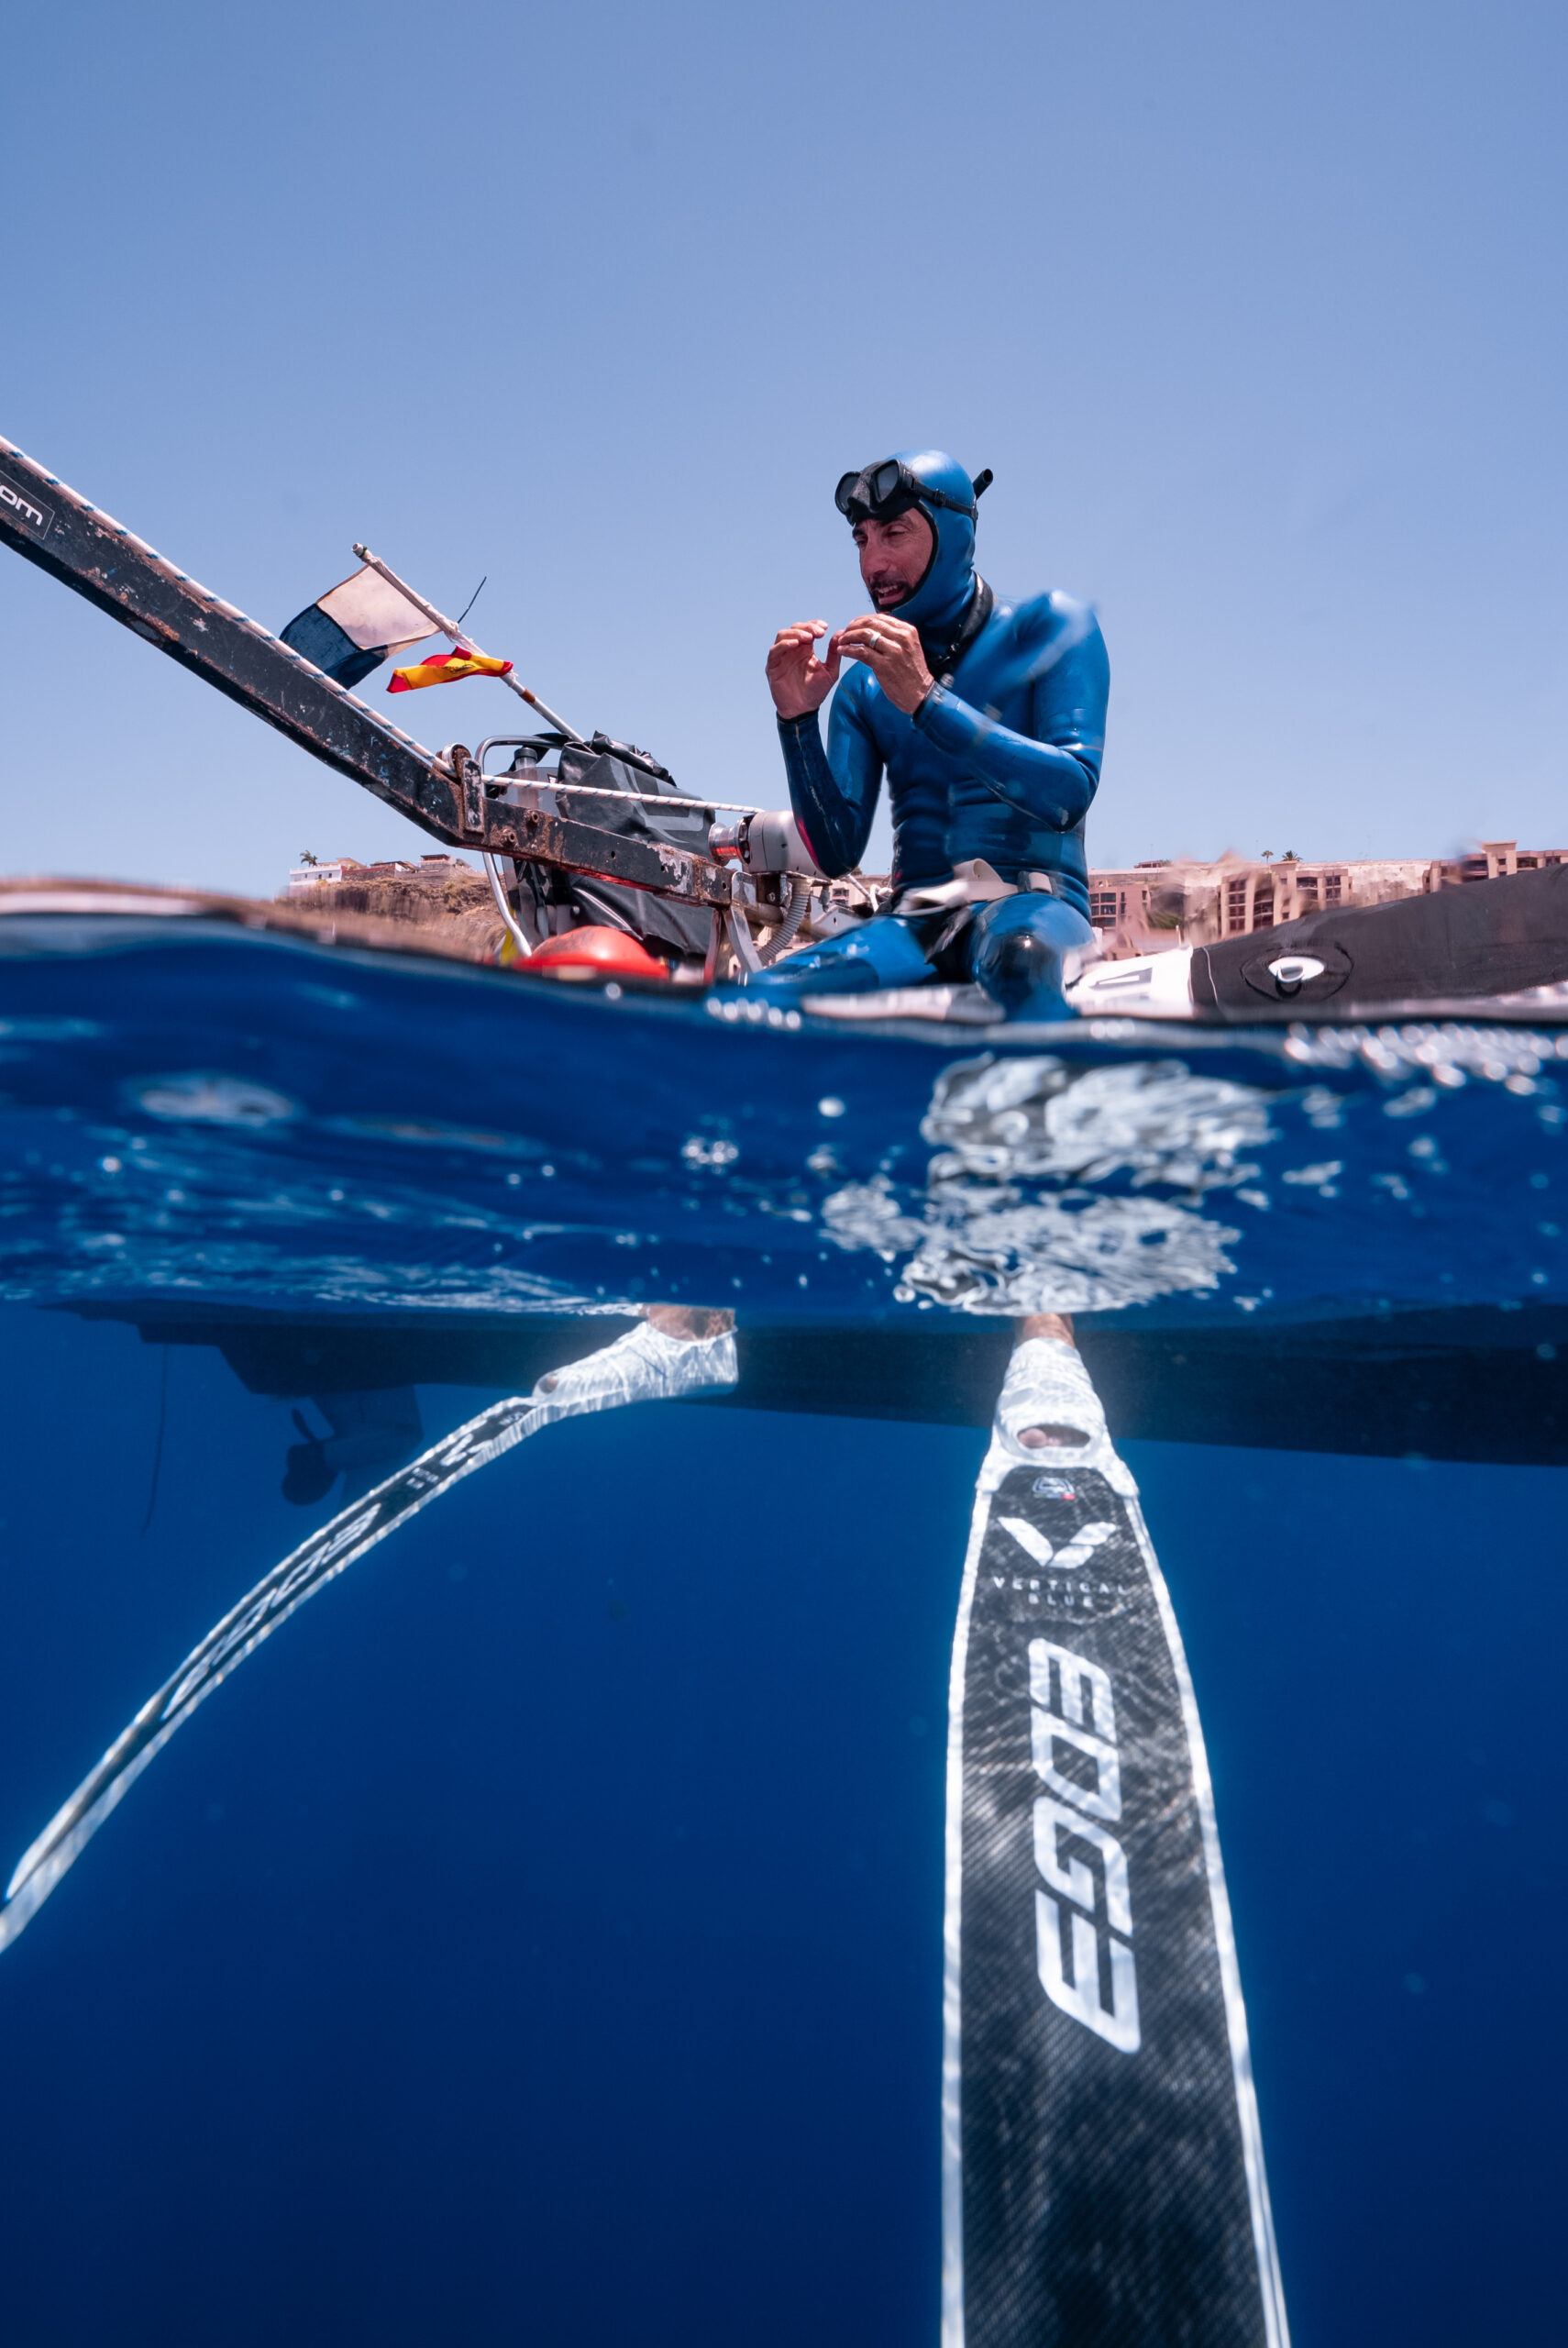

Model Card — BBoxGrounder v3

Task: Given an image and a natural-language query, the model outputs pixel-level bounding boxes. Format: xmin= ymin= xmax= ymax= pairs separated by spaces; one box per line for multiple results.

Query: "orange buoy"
xmin=519 ymin=925 xmax=671 ymax=982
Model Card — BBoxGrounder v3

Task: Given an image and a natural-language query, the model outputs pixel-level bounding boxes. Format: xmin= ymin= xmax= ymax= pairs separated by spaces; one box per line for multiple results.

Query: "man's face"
xmin=853 ymin=509 xmax=934 ymax=610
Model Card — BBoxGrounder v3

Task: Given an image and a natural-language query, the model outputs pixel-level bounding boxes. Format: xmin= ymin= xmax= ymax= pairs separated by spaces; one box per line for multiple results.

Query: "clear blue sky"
xmin=3 ymin=0 xmax=1563 ymax=892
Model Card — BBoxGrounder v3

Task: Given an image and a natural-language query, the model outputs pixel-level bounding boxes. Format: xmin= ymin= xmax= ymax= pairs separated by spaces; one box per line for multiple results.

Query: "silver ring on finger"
xmin=869 ymin=631 xmax=882 ymax=650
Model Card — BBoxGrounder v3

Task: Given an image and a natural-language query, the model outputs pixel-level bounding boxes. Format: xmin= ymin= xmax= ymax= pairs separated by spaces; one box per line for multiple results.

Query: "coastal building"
xmin=284 ymin=839 xmax=1567 ymax=961
xmin=1086 ymin=842 xmax=1567 ymax=949
xmin=288 ymin=853 xmax=471 ymax=900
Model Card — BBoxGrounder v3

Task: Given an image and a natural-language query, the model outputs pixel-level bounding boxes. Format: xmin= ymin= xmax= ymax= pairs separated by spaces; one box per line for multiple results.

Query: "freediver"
xmin=749 ymin=451 xmax=1109 ymax=1021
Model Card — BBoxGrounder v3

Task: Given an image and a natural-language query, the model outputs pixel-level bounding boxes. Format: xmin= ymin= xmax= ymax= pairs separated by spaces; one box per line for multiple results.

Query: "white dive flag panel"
xmin=942 ymin=1337 xmax=1290 ymax=2348
xmin=311 ymin=566 xmax=435 ymax=657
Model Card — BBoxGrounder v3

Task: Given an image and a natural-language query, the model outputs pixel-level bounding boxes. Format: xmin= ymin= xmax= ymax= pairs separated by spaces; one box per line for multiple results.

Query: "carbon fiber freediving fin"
xmin=943 ymin=1338 xmax=1288 ymax=2347
xmin=0 ymin=1321 xmax=737 ymax=1960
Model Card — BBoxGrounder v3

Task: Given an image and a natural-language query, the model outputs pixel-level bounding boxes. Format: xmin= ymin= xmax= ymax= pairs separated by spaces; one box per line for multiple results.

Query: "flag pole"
xmin=351 ymin=543 xmax=585 ymax=742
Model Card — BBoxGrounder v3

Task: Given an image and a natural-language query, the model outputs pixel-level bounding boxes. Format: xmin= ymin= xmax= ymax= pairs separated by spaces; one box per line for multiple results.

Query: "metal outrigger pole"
xmin=0 ymin=433 xmax=812 ymax=947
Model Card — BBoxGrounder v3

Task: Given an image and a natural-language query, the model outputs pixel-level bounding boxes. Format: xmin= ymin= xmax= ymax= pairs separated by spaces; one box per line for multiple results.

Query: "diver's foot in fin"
xmin=990 ymin=1314 xmax=1112 ymax=1474
xmin=1011 ymin=1312 xmax=1090 ymax=1448
xmin=532 ymin=1314 xmax=737 ymax=1413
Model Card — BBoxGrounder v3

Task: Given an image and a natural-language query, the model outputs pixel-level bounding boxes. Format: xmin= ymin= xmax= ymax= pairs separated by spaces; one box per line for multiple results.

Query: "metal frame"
xmin=0 ymin=434 xmax=815 ymax=940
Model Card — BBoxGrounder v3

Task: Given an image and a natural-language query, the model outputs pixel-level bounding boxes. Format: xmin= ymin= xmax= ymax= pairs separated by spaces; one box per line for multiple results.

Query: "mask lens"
xmin=834 ymin=471 xmax=865 ymax=518
xmin=869 ymin=460 xmax=905 ymax=507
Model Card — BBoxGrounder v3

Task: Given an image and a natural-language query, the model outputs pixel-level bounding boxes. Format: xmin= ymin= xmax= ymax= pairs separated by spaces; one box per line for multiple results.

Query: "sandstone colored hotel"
xmin=1087 ymin=841 xmax=1566 ymax=952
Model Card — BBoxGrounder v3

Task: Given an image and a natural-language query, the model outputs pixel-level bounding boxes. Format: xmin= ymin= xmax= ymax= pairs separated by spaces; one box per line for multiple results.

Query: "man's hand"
xmin=766 ymin=620 xmax=841 ymax=718
xmin=831 ymin=613 xmax=934 ymax=715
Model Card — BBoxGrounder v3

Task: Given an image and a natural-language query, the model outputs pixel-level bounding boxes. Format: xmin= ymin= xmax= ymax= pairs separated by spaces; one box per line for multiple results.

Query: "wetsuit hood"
xmin=856 ymin=448 xmax=980 ymax=634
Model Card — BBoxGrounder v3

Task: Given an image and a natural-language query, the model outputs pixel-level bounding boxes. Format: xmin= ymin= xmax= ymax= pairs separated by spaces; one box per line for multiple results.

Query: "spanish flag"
xmin=388 ymin=647 xmax=514 ymax=693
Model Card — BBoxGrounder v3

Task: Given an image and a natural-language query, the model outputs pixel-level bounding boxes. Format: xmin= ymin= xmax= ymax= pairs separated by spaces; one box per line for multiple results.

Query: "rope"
xmin=502 ymin=777 xmax=766 ymax=816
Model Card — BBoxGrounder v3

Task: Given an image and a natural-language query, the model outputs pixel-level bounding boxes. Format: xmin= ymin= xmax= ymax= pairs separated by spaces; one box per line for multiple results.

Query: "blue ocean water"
xmin=0 ymin=921 xmax=1563 ymax=2344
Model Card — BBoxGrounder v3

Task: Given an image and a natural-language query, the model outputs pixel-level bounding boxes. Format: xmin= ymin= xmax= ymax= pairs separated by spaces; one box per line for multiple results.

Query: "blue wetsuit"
xmin=745 ymin=449 xmax=1108 ymax=1020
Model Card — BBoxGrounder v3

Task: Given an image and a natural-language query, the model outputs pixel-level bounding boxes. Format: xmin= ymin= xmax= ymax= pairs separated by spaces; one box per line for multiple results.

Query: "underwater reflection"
xmin=0 ymin=928 xmax=1566 ymax=2345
